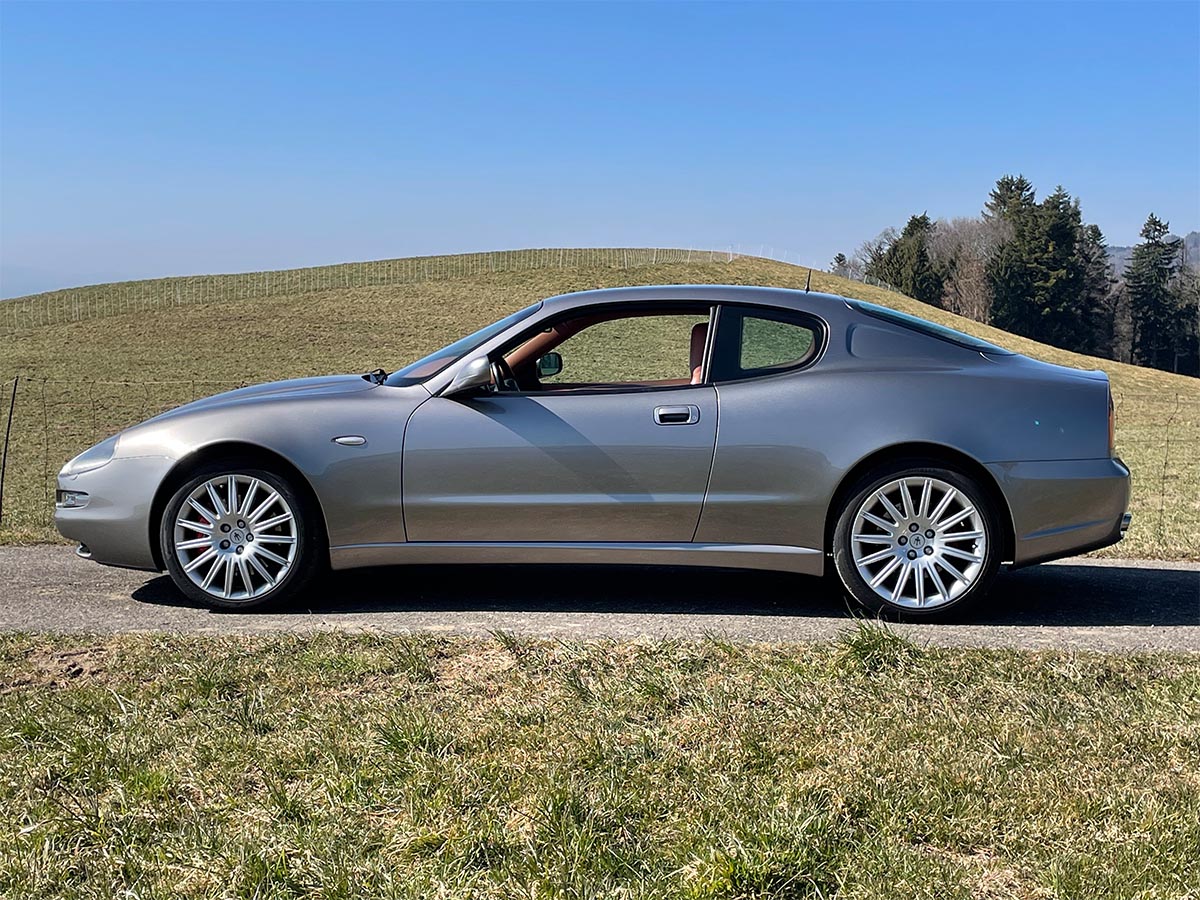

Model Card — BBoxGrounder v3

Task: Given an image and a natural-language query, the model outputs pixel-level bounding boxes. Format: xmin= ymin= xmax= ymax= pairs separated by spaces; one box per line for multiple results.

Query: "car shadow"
xmin=130 ymin=561 xmax=1199 ymax=627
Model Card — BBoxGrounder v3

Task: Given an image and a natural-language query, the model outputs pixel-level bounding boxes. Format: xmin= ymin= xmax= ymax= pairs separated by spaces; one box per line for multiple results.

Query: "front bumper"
xmin=55 ymin=456 xmax=176 ymax=571
xmin=988 ymin=457 xmax=1131 ymax=568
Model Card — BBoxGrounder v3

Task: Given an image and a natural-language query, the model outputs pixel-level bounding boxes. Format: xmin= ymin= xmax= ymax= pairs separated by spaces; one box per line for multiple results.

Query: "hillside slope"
xmin=2 ymin=250 xmax=1196 ymax=557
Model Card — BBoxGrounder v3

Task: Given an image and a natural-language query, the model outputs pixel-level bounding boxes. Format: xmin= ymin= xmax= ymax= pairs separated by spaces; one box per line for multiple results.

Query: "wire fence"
xmin=0 ymin=375 xmax=1196 ymax=561
xmin=2 ymin=247 xmax=1192 ymax=558
xmin=0 ymin=247 xmax=906 ymax=333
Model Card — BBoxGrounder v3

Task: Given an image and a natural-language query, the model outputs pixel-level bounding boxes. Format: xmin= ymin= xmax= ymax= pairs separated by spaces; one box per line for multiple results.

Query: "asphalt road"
xmin=0 ymin=546 xmax=1197 ymax=651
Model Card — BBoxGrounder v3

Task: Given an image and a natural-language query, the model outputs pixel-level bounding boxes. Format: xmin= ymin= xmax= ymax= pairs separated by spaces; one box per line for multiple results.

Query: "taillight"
xmin=1108 ymin=389 xmax=1116 ymax=455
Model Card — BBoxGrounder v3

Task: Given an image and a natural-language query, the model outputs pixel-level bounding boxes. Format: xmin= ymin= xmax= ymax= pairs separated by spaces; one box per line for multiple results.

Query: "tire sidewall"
xmin=160 ymin=465 xmax=319 ymax=610
xmin=833 ymin=464 xmax=1002 ymax=620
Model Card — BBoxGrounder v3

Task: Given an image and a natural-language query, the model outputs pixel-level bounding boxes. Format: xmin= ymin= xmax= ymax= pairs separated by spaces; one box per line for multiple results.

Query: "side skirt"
xmin=330 ymin=541 xmax=825 ymax=576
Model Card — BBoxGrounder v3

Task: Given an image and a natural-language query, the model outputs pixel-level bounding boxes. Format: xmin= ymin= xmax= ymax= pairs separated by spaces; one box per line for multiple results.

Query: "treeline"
xmin=830 ymin=176 xmax=1199 ymax=376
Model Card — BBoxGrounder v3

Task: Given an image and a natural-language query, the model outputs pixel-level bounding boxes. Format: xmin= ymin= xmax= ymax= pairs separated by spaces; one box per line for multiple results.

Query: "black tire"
xmin=160 ymin=462 xmax=325 ymax=610
xmin=832 ymin=463 xmax=1002 ymax=620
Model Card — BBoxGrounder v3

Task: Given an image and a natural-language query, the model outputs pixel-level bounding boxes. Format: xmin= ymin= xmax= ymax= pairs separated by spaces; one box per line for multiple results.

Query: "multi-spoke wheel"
xmin=833 ymin=465 xmax=1001 ymax=618
xmin=161 ymin=465 xmax=323 ymax=609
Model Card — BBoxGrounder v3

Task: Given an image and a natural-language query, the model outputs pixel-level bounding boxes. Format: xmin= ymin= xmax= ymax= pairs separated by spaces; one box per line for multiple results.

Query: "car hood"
xmin=138 ymin=374 xmax=380 ymax=426
xmin=106 ymin=373 xmax=432 ymax=463
xmin=193 ymin=374 xmax=376 ymax=407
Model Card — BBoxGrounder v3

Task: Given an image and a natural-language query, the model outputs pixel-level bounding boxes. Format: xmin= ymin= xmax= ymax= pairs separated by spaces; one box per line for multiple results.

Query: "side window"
xmin=505 ymin=311 xmax=711 ymax=389
xmin=713 ymin=308 xmax=820 ymax=381
xmin=740 ymin=316 xmax=815 ymax=370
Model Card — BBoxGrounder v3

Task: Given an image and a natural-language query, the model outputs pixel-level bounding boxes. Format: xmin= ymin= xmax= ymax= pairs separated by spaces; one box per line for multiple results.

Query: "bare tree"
xmin=1108 ymin=281 xmax=1134 ymax=364
xmin=928 ymin=216 xmax=1010 ymax=323
xmin=854 ymin=228 xmax=896 ymax=277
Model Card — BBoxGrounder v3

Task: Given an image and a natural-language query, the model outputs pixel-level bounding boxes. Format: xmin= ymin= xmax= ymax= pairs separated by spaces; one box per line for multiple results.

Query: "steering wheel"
xmin=490 ymin=356 xmax=518 ymax=393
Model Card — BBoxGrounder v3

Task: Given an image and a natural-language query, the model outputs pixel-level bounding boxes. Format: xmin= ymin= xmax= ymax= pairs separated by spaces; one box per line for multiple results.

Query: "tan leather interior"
xmin=689 ymin=323 xmax=708 ymax=384
xmin=503 ymin=309 xmax=711 ymax=389
xmin=504 ymin=313 xmax=603 ymax=374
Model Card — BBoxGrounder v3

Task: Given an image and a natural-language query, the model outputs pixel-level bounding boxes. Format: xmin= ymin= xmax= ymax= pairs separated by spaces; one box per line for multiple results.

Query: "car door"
xmin=402 ymin=309 xmax=718 ymax=543
xmin=693 ymin=304 xmax=829 ymax=553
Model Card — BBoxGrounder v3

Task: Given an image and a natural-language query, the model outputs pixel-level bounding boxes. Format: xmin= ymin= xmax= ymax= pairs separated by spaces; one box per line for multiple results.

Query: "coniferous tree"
xmin=830 ymin=253 xmax=849 ymax=277
xmin=1029 ymin=187 xmax=1087 ymax=350
xmin=986 ymin=179 xmax=1094 ymax=351
xmin=1174 ymin=266 xmax=1200 ymax=375
xmin=866 ymin=214 xmax=944 ymax=306
xmin=1127 ymin=214 xmax=1186 ymax=371
xmin=1076 ymin=223 xmax=1117 ymax=357
xmin=984 ymin=175 xmax=1036 ymax=222
xmin=985 ymin=176 xmax=1039 ymax=334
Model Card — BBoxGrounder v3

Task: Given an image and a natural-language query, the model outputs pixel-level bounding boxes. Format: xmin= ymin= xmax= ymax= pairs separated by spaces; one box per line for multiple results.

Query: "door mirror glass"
xmin=536 ymin=352 xmax=563 ymax=378
xmin=445 ymin=356 xmax=493 ymax=396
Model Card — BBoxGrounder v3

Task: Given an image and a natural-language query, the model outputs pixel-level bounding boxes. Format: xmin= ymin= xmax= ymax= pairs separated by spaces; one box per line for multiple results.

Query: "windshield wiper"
xmin=362 ymin=367 xmax=389 ymax=385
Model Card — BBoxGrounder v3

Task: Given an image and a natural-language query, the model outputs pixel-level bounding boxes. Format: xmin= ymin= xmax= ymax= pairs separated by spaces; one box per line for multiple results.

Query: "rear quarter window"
xmin=847 ymin=299 xmax=1013 ymax=355
xmin=739 ymin=316 xmax=816 ymax=370
xmin=711 ymin=307 xmax=823 ymax=382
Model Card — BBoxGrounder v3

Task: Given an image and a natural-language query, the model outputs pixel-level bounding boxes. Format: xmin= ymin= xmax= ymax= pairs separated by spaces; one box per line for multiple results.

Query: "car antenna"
xmin=805 ymin=268 xmax=812 ymax=293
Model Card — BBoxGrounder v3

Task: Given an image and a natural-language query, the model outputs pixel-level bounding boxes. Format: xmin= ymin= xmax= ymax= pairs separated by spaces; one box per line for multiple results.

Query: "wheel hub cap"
xmin=850 ymin=476 xmax=987 ymax=609
xmin=173 ymin=474 xmax=297 ymax=601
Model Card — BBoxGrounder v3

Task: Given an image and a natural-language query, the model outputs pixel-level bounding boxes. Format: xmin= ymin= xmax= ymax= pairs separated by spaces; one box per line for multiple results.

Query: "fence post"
xmin=1157 ymin=392 xmax=1180 ymax=542
xmin=0 ymin=376 xmax=18 ymax=527
xmin=40 ymin=380 xmax=50 ymax=525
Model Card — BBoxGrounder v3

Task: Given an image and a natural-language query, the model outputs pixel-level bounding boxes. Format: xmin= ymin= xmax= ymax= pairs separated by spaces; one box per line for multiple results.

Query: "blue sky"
xmin=1 ymin=0 xmax=1197 ymax=297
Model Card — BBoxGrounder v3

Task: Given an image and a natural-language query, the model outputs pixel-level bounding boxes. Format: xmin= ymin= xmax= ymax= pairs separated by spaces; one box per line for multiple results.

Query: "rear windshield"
xmin=847 ymin=299 xmax=1014 ymax=355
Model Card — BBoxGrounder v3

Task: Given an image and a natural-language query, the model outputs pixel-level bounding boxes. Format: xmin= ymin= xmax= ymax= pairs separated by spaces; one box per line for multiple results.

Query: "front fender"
xmin=111 ymin=383 xmax=430 ymax=554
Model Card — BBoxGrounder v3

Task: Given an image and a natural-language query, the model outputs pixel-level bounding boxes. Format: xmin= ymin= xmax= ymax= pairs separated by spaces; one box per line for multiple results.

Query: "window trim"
xmin=482 ymin=299 xmax=720 ymax=397
xmin=708 ymin=304 xmax=828 ymax=385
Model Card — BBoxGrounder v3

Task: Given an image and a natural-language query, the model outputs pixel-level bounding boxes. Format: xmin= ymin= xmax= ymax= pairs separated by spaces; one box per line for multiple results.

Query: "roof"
xmin=541 ymin=284 xmax=852 ymax=312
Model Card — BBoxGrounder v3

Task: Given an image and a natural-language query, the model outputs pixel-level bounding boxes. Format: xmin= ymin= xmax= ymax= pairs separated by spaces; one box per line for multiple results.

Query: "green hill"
xmin=1 ymin=249 xmax=1196 ymax=558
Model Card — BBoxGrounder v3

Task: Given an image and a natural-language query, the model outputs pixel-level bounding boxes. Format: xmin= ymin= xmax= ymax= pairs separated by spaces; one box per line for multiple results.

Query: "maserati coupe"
xmin=55 ymin=284 xmax=1131 ymax=618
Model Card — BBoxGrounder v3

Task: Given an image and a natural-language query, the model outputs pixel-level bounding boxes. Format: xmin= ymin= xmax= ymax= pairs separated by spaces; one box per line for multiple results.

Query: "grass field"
xmin=2 ymin=629 xmax=1198 ymax=899
xmin=1 ymin=251 xmax=1197 ymax=557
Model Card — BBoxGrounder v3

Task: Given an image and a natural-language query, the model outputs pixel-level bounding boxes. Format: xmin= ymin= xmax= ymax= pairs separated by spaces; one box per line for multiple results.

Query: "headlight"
xmin=63 ymin=435 xmax=119 ymax=475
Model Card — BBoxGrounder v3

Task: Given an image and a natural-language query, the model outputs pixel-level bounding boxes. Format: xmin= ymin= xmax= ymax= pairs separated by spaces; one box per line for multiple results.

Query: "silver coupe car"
xmin=55 ymin=285 xmax=1131 ymax=618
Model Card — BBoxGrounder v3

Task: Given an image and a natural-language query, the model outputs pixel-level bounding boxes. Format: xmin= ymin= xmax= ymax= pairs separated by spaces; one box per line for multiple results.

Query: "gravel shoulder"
xmin=0 ymin=545 xmax=1196 ymax=651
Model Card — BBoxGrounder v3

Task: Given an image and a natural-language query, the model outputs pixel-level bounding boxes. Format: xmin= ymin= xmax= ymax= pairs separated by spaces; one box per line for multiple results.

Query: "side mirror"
xmin=536 ymin=351 xmax=563 ymax=378
xmin=445 ymin=356 xmax=493 ymax=397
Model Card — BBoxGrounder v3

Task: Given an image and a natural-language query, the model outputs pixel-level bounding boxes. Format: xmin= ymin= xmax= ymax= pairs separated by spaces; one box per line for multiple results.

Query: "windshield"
xmin=847 ymin=299 xmax=1014 ymax=355
xmin=384 ymin=302 xmax=543 ymax=387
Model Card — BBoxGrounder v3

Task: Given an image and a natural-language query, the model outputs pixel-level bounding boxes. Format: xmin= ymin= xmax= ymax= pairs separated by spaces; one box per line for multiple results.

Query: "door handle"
xmin=654 ymin=405 xmax=700 ymax=425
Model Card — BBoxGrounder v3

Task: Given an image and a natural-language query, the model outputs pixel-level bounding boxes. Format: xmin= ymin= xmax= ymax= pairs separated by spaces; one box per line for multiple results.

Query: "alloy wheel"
xmin=850 ymin=476 xmax=987 ymax=609
xmin=172 ymin=473 xmax=298 ymax=601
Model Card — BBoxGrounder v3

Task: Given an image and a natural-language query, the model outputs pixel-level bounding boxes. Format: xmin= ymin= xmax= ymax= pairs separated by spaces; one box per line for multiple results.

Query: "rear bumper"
xmin=988 ymin=457 xmax=1131 ymax=568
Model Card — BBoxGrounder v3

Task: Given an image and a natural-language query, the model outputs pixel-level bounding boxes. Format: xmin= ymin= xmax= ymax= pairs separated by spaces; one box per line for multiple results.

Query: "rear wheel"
xmin=832 ymin=465 xmax=1001 ymax=619
xmin=160 ymin=464 xmax=323 ymax=610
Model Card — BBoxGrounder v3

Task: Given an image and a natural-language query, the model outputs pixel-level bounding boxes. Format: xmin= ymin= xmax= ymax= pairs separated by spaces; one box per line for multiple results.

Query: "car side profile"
xmin=55 ymin=285 xmax=1131 ymax=618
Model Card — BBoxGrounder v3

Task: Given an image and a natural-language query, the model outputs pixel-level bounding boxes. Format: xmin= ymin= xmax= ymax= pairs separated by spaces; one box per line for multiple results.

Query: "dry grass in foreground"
xmin=1 ymin=627 xmax=1197 ymax=899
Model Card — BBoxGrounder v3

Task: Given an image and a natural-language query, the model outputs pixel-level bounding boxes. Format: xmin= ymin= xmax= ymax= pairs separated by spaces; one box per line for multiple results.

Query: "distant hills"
xmin=1107 ymin=230 xmax=1199 ymax=275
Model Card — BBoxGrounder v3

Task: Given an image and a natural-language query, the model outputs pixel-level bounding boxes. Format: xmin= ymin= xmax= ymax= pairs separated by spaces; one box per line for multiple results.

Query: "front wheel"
xmin=832 ymin=465 xmax=1001 ymax=619
xmin=161 ymin=465 xmax=323 ymax=610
